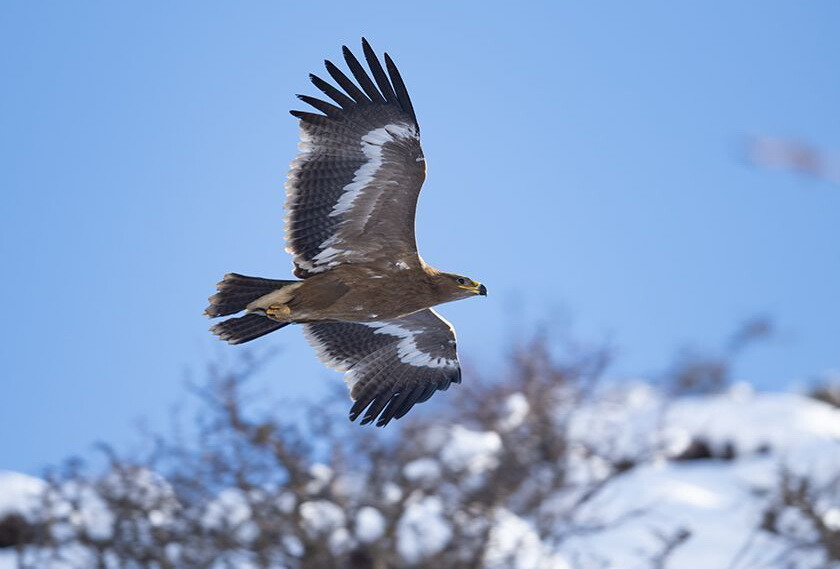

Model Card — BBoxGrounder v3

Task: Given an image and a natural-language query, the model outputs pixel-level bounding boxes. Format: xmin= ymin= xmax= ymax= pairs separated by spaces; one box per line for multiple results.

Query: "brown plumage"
xmin=205 ymin=39 xmax=486 ymax=426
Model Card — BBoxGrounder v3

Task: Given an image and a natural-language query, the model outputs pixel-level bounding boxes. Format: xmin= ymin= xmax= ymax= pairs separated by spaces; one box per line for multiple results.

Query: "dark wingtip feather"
xmin=347 ymin=365 xmax=461 ymax=426
xmin=414 ymin=383 xmax=438 ymax=406
xmin=289 ymin=110 xmax=331 ymax=126
xmin=381 ymin=384 xmax=424 ymax=426
xmin=349 ymin=394 xmax=372 ymax=424
xmin=375 ymin=391 xmax=405 ymax=427
xmin=349 ymin=400 xmax=365 ymax=422
xmin=342 ymin=43 xmax=384 ymax=103
xmin=361 ymin=393 xmax=391 ymax=426
xmin=383 ymin=52 xmax=417 ymax=129
xmin=324 ymin=59 xmax=369 ymax=104
xmin=296 ymin=94 xmax=342 ymax=117
xmin=309 ymin=73 xmax=354 ymax=108
xmin=292 ymin=40 xmax=418 ymax=129
xmin=361 ymin=38 xmax=398 ymax=104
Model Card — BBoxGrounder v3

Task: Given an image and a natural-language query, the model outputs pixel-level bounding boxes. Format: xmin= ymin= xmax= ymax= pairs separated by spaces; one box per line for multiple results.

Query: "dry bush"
xmin=663 ymin=316 xmax=773 ymax=396
xmin=2 ymin=324 xmax=837 ymax=569
xmin=760 ymin=470 xmax=840 ymax=566
xmin=808 ymin=374 xmax=840 ymax=409
xmin=0 ymin=341 xmax=635 ymax=569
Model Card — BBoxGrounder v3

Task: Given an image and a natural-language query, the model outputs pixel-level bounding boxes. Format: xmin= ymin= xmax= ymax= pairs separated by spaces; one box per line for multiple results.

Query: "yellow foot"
xmin=265 ymin=303 xmax=291 ymax=321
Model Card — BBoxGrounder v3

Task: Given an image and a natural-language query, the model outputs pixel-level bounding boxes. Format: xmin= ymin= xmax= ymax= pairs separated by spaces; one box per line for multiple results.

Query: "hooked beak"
xmin=458 ymin=282 xmax=488 ymax=296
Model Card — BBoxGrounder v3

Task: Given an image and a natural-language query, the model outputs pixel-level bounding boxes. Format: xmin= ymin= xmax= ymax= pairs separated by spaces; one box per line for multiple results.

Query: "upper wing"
xmin=302 ymin=309 xmax=461 ymax=427
xmin=285 ymin=38 xmax=426 ymax=278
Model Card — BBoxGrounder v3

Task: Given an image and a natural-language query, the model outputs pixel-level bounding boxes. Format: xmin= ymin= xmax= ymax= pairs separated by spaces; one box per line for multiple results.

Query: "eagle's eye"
xmin=457 ymin=278 xmax=467 ymax=285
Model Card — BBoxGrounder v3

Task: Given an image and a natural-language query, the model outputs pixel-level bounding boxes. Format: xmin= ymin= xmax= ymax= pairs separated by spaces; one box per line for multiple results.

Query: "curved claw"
xmin=266 ymin=304 xmax=291 ymax=321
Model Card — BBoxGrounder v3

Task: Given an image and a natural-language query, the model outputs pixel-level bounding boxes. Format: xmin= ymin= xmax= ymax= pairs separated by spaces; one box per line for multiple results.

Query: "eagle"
xmin=205 ymin=39 xmax=486 ymax=427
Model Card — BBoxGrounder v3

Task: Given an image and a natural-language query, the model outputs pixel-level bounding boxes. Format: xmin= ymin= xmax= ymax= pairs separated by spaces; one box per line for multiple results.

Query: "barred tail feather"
xmin=205 ymin=273 xmax=299 ymax=318
xmin=210 ymin=314 xmax=289 ymax=345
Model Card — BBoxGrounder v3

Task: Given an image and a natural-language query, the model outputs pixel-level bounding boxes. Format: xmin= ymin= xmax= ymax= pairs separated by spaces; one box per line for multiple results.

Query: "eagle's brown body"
xmin=246 ymin=263 xmax=477 ymax=323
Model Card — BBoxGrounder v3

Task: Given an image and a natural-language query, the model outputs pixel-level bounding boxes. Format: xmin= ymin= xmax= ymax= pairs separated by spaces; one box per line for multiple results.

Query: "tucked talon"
xmin=266 ymin=304 xmax=291 ymax=320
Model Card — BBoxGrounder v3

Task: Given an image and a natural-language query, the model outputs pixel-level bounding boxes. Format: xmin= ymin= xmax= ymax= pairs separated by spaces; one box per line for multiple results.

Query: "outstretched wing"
xmin=285 ymin=38 xmax=426 ymax=278
xmin=302 ymin=309 xmax=460 ymax=426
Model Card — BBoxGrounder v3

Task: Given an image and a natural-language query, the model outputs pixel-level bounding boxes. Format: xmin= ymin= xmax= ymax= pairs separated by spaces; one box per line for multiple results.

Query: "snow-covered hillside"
xmin=2 ymin=385 xmax=839 ymax=568
xmin=562 ymin=386 xmax=840 ymax=568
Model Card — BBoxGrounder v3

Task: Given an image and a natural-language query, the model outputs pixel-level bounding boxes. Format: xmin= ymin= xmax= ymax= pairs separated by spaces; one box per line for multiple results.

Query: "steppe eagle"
xmin=205 ymin=39 xmax=486 ymax=426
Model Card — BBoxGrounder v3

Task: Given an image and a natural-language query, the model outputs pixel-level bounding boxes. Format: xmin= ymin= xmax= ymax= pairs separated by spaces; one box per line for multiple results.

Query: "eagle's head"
xmin=434 ymin=272 xmax=487 ymax=301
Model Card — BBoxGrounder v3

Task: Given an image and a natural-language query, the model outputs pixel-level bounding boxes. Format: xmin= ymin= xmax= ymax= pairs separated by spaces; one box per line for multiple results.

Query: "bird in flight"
xmin=205 ymin=39 xmax=486 ymax=427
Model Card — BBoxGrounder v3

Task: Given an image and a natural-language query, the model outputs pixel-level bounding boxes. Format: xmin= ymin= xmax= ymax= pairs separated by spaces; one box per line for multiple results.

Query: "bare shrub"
xmin=3 ymin=327 xmax=837 ymax=569
xmin=664 ymin=316 xmax=773 ymax=396
xmin=1 ymin=341 xmax=637 ymax=568
xmin=760 ymin=470 xmax=840 ymax=566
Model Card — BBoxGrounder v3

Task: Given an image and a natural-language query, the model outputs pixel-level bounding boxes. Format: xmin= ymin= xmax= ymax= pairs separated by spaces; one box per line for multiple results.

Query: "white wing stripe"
xmin=366 ymin=320 xmax=457 ymax=369
xmin=328 ymin=123 xmax=417 ymax=218
xmin=286 ymin=123 xmax=418 ymax=275
xmin=328 ymin=128 xmax=386 ymax=218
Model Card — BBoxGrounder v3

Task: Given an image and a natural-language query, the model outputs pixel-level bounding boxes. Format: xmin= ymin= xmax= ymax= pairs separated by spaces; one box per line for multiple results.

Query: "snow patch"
xmin=0 ymin=471 xmax=46 ymax=518
xmin=299 ymin=500 xmax=345 ymax=536
xmin=499 ymin=392 xmax=530 ymax=431
xmin=397 ymin=495 xmax=452 ymax=564
xmin=484 ymin=509 xmax=570 ymax=569
xmin=404 ymin=458 xmax=442 ymax=483
xmin=440 ymin=426 xmax=502 ymax=473
xmin=355 ymin=507 xmax=386 ymax=543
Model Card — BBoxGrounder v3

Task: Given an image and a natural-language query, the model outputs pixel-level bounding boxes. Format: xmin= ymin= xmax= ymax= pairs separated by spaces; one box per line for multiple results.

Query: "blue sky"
xmin=2 ymin=1 xmax=838 ymax=473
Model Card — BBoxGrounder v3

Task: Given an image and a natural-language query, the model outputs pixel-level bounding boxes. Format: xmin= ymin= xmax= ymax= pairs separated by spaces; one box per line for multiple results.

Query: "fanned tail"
xmin=205 ymin=273 xmax=299 ymax=318
xmin=205 ymin=272 xmax=299 ymax=344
